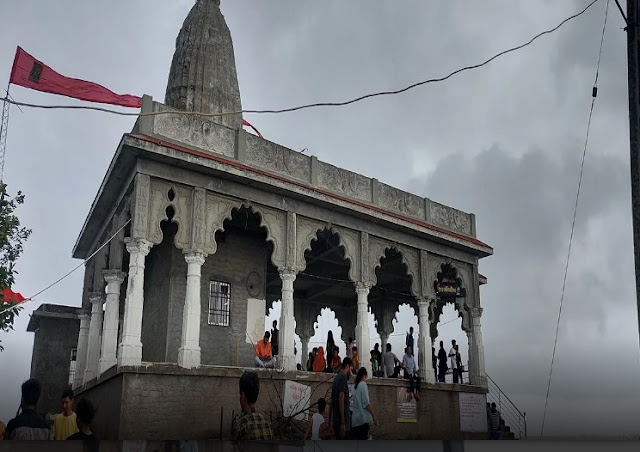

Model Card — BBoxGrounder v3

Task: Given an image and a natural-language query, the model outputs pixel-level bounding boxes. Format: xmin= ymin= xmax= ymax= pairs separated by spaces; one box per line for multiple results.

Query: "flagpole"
xmin=0 ymin=80 xmax=11 ymax=183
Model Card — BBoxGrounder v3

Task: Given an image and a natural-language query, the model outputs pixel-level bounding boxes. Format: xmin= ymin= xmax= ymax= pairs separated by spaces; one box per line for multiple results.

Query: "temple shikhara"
xmin=28 ymin=0 xmax=495 ymax=440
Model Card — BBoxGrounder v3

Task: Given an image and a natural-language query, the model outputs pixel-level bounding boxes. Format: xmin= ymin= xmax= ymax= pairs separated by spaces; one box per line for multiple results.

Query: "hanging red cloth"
xmin=1 ymin=288 xmax=26 ymax=304
xmin=9 ymin=46 xmax=141 ymax=108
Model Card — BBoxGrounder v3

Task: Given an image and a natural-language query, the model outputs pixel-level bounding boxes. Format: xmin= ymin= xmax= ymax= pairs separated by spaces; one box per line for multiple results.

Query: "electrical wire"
xmin=539 ymin=0 xmax=609 ymax=439
xmin=0 ymin=0 xmax=601 ymax=119
xmin=0 ymin=219 xmax=131 ymax=317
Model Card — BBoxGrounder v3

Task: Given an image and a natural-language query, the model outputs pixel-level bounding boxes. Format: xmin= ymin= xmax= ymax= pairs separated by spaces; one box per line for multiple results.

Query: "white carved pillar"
xmin=279 ymin=270 xmax=297 ymax=371
xmin=118 ymin=238 xmax=152 ymax=367
xmin=83 ymin=294 xmax=104 ymax=384
xmin=417 ymin=298 xmax=434 ymax=383
xmin=380 ymin=332 xmax=389 ymax=377
xmin=73 ymin=313 xmax=90 ymax=388
xmin=178 ymin=251 xmax=206 ymax=369
xmin=355 ymin=283 xmax=372 ymax=376
xmin=468 ymin=307 xmax=487 ymax=387
xmin=99 ymin=270 xmax=126 ymax=374
xmin=300 ymin=335 xmax=310 ymax=370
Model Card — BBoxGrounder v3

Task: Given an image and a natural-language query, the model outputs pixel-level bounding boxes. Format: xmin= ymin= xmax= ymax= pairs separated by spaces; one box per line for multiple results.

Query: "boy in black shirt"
xmin=67 ymin=398 xmax=99 ymax=452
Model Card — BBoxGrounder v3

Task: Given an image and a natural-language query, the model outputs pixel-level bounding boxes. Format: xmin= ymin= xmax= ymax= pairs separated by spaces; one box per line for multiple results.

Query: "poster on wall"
xmin=396 ymin=387 xmax=418 ymax=423
xmin=459 ymin=392 xmax=488 ymax=432
xmin=245 ymin=298 xmax=266 ymax=345
xmin=283 ymin=380 xmax=311 ymax=421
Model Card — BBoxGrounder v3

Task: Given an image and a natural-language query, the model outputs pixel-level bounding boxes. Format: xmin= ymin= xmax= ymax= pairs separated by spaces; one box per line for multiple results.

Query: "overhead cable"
xmin=0 ymin=0 xmax=601 ymax=119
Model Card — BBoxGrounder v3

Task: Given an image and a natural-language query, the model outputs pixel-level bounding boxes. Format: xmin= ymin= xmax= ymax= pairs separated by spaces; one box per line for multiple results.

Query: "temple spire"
xmin=165 ymin=0 xmax=242 ymax=129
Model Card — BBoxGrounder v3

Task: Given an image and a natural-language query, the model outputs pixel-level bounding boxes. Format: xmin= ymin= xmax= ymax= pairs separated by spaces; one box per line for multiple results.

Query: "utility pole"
xmin=627 ymin=0 xmax=640 ymax=351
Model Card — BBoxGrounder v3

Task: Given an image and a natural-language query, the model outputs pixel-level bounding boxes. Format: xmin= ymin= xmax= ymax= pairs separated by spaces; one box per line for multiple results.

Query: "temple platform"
xmin=77 ymin=363 xmax=489 ymax=440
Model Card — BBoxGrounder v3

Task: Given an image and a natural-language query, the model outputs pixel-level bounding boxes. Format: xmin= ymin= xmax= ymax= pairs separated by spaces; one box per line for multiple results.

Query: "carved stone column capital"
xmin=124 ymin=237 xmax=153 ymax=256
xmin=184 ymin=250 xmax=206 ymax=266
xmin=279 ymin=269 xmax=297 ymax=283
xmin=103 ymin=270 xmax=126 ymax=286
xmin=355 ymin=282 xmax=370 ymax=295
xmin=88 ymin=293 xmax=105 ymax=306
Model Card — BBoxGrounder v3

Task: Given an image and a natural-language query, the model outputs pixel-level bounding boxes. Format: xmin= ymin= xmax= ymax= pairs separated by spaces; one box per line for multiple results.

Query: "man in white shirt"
xmin=449 ymin=339 xmax=459 ymax=383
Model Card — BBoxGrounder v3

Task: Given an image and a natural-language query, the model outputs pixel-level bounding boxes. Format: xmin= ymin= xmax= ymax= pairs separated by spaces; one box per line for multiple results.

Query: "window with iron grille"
xmin=208 ymin=281 xmax=231 ymax=326
xmin=68 ymin=347 xmax=77 ymax=385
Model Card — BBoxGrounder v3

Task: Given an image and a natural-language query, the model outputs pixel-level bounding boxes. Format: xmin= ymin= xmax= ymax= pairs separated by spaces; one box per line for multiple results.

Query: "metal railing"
xmin=486 ymin=373 xmax=527 ymax=440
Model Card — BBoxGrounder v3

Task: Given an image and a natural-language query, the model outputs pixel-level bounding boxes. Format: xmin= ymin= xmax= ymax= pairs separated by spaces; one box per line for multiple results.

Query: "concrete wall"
xmin=30 ymin=316 xmax=80 ymax=417
xmin=80 ymin=365 xmax=487 ymax=440
xmin=77 ymin=370 xmax=124 ymax=440
xmin=163 ymin=229 xmax=267 ymax=366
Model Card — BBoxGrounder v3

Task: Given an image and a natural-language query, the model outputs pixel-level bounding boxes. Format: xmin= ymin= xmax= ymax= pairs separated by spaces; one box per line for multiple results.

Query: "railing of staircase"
xmin=486 ymin=373 xmax=527 ymax=440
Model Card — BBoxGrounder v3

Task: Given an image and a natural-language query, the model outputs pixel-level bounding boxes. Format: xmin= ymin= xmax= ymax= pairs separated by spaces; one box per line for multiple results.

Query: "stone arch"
xmin=203 ymin=193 xmax=286 ymax=268
xmin=368 ymin=237 xmax=420 ymax=296
xmin=295 ymin=218 xmax=358 ymax=281
xmin=429 ymin=262 xmax=470 ymax=338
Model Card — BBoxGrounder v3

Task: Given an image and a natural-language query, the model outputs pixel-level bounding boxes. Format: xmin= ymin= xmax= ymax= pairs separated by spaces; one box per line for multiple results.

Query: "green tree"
xmin=0 ymin=182 xmax=32 ymax=351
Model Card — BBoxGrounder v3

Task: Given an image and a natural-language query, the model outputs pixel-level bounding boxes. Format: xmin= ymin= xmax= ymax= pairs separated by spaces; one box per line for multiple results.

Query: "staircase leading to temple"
xmin=486 ymin=373 xmax=527 ymax=440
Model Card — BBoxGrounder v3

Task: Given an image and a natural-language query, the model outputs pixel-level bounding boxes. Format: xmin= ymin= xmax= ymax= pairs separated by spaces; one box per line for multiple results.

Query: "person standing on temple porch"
xmin=271 ymin=320 xmax=279 ymax=360
xmin=401 ymin=346 xmax=421 ymax=401
xmin=383 ymin=343 xmax=401 ymax=378
xmin=52 ymin=388 xmax=79 ymax=440
xmin=405 ymin=327 xmax=414 ymax=353
xmin=437 ymin=341 xmax=448 ymax=382
xmin=449 ymin=340 xmax=459 ymax=383
xmin=346 ymin=337 xmax=354 ymax=359
xmin=432 ymin=347 xmax=438 ymax=382
xmin=455 ymin=344 xmax=463 ymax=384
xmin=326 ymin=331 xmax=336 ymax=370
xmin=372 ymin=343 xmax=382 ymax=376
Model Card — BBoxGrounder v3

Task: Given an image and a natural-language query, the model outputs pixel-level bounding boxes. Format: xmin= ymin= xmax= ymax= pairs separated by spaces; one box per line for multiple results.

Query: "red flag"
xmin=1 ymin=288 xmax=26 ymax=305
xmin=242 ymin=119 xmax=263 ymax=138
xmin=10 ymin=46 xmax=141 ymax=108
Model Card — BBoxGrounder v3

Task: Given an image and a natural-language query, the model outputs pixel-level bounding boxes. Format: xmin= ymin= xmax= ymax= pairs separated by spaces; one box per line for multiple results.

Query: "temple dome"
xmin=165 ymin=0 xmax=242 ymax=129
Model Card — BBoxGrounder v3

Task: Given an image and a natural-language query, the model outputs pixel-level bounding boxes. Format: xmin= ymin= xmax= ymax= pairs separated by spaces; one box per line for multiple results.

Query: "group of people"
xmin=433 ymin=339 xmax=465 ymax=383
xmin=303 ymin=331 xmax=362 ymax=374
xmin=0 ymin=379 xmax=99 ymax=451
xmin=235 ymin=357 xmax=380 ymax=441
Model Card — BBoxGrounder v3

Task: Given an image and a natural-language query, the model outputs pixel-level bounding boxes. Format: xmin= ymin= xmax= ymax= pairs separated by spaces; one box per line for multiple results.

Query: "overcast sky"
xmin=0 ymin=0 xmax=638 ymax=439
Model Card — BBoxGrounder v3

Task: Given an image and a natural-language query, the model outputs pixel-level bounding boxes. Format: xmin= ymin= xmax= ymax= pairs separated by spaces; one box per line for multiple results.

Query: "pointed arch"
xmin=429 ymin=262 xmax=470 ymax=337
xmin=202 ymin=193 xmax=286 ymax=268
xmin=368 ymin=237 xmax=420 ymax=297
xmin=294 ymin=217 xmax=358 ymax=282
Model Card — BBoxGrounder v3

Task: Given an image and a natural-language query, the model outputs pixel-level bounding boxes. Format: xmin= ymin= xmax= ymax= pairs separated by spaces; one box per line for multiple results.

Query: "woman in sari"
xmin=313 ymin=346 xmax=326 ymax=372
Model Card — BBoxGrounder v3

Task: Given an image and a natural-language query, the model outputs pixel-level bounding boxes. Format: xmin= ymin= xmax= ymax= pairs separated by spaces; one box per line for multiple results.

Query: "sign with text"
xmin=283 ymin=380 xmax=311 ymax=421
xmin=459 ymin=392 xmax=488 ymax=432
xmin=396 ymin=387 xmax=418 ymax=423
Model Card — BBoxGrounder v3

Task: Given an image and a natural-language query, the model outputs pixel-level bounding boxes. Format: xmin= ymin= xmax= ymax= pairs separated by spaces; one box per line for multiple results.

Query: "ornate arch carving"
xmin=429 ymin=262 xmax=471 ymax=337
xmin=367 ymin=237 xmax=421 ymax=297
xmin=203 ymin=193 xmax=286 ymax=268
xmin=294 ymin=217 xmax=357 ymax=281
xmin=147 ymin=179 xmax=192 ymax=250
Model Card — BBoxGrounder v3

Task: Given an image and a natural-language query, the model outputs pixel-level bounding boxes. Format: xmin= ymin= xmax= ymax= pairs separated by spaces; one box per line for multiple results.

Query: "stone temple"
xmin=28 ymin=0 xmax=494 ymax=440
